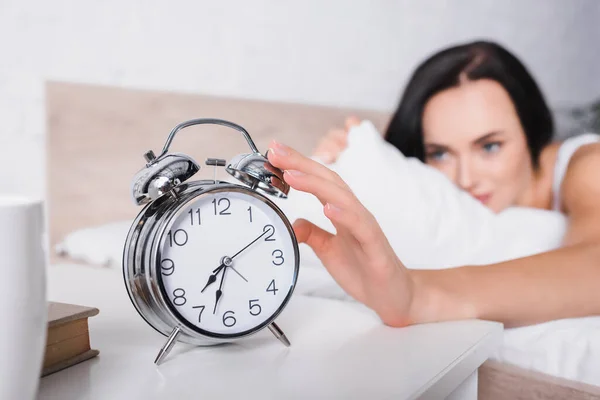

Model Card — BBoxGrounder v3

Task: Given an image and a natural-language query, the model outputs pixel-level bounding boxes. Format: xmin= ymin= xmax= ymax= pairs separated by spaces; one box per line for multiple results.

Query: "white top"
xmin=552 ymin=133 xmax=600 ymax=211
xmin=39 ymin=264 xmax=502 ymax=400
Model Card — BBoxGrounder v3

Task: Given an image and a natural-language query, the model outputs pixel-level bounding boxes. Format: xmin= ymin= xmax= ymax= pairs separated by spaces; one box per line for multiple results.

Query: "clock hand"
xmin=213 ymin=264 xmax=225 ymax=273
xmin=201 ymin=263 xmax=225 ymax=293
xmin=204 ymin=261 xmax=246 ymax=291
xmin=230 ymin=229 xmax=269 ymax=260
xmin=203 ymin=229 xmax=267 ymax=292
xmin=229 ymin=265 xmax=248 ymax=282
xmin=213 ymin=266 xmax=227 ymax=314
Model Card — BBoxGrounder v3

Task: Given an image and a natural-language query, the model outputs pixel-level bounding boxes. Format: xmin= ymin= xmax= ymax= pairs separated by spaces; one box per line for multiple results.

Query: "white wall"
xmin=1 ymin=0 xmax=599 ymax=198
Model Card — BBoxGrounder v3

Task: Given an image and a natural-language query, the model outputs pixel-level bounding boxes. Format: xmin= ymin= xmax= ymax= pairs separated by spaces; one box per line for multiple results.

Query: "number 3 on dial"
xmin=272 ymin=250 xmax=284 ymax=266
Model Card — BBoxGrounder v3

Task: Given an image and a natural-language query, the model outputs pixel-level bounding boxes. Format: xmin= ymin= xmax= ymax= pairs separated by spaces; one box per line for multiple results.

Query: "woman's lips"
xmin=473 ymin=193 xmax=492 ymax=204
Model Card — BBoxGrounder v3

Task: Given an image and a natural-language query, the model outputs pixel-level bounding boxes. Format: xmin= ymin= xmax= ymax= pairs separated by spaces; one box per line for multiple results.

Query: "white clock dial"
xmin=157 ymin=188 xmax=298 ymax=337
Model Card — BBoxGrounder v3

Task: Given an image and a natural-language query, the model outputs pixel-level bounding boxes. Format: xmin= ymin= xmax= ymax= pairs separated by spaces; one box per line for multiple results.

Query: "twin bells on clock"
xmin=131 ymin=118 xmax=290 ymax=205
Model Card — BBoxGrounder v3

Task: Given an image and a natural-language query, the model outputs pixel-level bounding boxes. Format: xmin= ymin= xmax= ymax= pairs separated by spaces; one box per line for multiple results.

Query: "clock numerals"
xmin=266 ymin=279 xmax=278 ymax=295
xmin=223 ymin=310 xmax=237 ymax=327
xmin=263 ymin=224 xmax=276 ymax=241
xmin=167 ymin=229 xmax=188 ymax=247
xmin=192 ymin=305 xmax=205 ymax=323
xmin=272 ymin=249 xmax=284 ymax=266
xmin=212 ymin=198 xmax=231 ymax=215
xmin=160 ymin=258 xmax=175 ymax=276
xmin=248 ymin=206 xmax=253 ymax=223
xmin=173 ymin=288 xmax=187 ymax=306
xmin=248 ymin=299 xmax=262 ymax=316
xmin=188 ymin=208 xmax=201 ymax=226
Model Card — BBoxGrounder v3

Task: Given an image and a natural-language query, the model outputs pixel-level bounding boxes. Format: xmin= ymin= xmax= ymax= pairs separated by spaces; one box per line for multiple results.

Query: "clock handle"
xmin=156 ymin=118 xmax=260 ymax=159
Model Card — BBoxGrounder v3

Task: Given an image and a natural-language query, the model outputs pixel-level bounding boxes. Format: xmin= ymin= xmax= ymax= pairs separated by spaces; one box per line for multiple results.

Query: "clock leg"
xmin=268 ymin=322 xmax=291 ymax=347
xmin=154 ymin=326 xmax=181 ymax=365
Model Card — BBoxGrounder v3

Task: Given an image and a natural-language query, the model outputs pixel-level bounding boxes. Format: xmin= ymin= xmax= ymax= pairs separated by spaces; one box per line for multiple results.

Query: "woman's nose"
xmin=456 ymin=158 xmax=476 ymax=192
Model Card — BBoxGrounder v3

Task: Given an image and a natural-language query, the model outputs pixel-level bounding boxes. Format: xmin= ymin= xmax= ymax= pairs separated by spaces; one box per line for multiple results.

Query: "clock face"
xmin=157 ymin=187 xmax=298 ymax=338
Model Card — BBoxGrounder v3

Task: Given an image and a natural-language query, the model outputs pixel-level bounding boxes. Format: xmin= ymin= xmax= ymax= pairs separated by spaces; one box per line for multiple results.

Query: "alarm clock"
xmin=123 ymin=118 xmax=300 ymax=365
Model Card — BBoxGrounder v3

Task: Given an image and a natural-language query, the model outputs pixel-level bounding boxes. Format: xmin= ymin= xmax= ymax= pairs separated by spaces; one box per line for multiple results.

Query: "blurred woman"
xmin=268 ymin=41 xmax=600 ymax=328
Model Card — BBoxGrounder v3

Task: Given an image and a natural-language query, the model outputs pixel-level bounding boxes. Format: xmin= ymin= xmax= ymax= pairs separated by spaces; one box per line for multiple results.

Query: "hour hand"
xmin=201 ymin=264 xmax=224 ymax=293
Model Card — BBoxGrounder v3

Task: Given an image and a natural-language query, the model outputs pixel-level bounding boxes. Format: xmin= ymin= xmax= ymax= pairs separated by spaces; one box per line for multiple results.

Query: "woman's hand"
xmin=267 ymin=139 xmax=416 ymax=327
xmin=312 ymin=116 xmax=361 ymax=164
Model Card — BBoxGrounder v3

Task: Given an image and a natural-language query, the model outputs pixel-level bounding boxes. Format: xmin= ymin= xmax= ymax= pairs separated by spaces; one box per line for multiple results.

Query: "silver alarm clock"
xmin=123 ymin=118 xmax=300 ymax=365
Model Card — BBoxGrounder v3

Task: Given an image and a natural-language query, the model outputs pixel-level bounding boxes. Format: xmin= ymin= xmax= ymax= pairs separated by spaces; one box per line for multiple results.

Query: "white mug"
xmin=0 ymin=196 xmax=47 ymax=400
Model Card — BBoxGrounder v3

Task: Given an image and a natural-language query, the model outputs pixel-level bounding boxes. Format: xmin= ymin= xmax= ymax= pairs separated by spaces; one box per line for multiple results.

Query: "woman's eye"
xmin=482 ymin=142 xmax=501 ymax=153
xmin=427 ymin=151 xmax=448 ymax=161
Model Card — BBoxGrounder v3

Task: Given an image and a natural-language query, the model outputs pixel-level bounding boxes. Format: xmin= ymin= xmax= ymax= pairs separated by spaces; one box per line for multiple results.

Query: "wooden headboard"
xmin=46 ymin=82 xmax=390 ymax=248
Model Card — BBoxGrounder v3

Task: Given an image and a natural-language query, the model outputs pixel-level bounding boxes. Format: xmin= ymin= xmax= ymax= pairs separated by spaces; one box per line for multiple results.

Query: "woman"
xmin=266 ymin=41 xmax=600 ymax=328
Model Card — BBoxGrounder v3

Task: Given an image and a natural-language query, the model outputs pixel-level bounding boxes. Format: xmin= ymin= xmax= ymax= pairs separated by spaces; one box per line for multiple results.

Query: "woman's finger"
xmin=313 ymin=150 xmax=335 ymax=164
xmin=323 ymin=202 xmax=387 ymax=262
xmin=283 ymin=170 xmax=385 ymax=258
xmin=316 ymin=129 xmax=348 ymax=158
xmin=283 ymin=169 xmax=354 ymax=208
xmin=292 ymin=218 xmax=333 ymax=255
xmin=345 ymin=116 xmax=361 ymax=131
xmin=327 ymin=128 xmax=348 ymax=148
xmin=313 ymin=137 xmax=337 ymax=155
xmin=313 ymin=141 xmax=344 ymax=164
xmin=267 ymin=140 xmax=349 ymax=190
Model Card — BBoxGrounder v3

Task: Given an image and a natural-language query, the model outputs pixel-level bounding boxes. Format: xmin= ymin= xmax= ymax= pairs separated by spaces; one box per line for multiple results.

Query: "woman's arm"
xmin=411 ymin=144 xmax=600 ymax=326
xmin=409 ymin=143 xmax=600 ymax=328
xmin=266 ymin=140 xmax=600 ymax=328
xmin=411 ymin=241 xmax=600 ymax=328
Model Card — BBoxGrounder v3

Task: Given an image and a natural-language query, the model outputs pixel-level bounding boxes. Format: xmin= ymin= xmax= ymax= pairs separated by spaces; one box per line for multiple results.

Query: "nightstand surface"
xmin=39 ymin=264 xmax=502 ymax=400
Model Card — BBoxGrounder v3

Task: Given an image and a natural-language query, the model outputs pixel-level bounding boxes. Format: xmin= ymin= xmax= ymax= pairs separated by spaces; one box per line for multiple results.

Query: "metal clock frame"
xmin=123 ymin=180 xmax=300 ymax=350
xmin=123 ymin=117 xmax=300 ymax=364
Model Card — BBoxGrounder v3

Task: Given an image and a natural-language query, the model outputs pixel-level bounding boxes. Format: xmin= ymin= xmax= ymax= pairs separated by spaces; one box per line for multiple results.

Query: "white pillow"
xmin=273 ymin=120 xmax=567 ymax=271
xmin=55 ymin=220 xmax=130 ymax=267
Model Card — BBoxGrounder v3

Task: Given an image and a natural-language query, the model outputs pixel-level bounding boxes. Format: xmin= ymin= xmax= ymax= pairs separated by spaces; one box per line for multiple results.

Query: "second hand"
xmin=229 ymin=266 xmax=248 ymax=282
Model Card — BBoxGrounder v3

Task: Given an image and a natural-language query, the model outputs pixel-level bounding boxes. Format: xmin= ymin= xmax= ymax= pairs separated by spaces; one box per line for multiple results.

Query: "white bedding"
xmin=55 ymin=121 xmax=600 ymax=387
xmin=55 ymin=237 xmax=600 ymax=387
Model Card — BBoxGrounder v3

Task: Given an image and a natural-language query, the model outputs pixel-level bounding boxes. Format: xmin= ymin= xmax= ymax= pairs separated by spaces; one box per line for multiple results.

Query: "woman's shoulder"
xmin=552 ymin=133 xmax=600 ymax=212
xmin=564 ymin=133 xmax=600 ymax=159
xmin=556 ymin=133 xmax=600 ymax=178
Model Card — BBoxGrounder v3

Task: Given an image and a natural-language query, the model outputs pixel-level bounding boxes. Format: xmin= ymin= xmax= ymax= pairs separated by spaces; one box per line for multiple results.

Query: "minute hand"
xmin=213 ymin=266 xmax=227 ymax=314
xmin=230 ymin=229 xmax=270 ymax=260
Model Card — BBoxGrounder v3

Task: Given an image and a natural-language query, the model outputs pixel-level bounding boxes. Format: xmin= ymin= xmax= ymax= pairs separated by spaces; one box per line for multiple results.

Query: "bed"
xmin=47 ymin=81 xmax=600 ymax=399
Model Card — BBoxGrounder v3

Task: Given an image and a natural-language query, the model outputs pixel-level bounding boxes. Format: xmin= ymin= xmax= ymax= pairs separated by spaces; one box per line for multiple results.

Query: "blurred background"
xmin=1 ymin=0 xmax=599 ymax=199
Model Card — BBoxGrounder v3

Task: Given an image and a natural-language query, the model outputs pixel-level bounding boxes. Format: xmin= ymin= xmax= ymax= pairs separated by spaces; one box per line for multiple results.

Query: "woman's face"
xmin=421 ymin=79 xmax=533 ymax=212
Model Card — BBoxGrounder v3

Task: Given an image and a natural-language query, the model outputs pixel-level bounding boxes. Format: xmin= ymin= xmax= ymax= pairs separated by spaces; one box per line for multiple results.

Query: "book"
xmin=42 ymin=302 xmax=99 ymax=376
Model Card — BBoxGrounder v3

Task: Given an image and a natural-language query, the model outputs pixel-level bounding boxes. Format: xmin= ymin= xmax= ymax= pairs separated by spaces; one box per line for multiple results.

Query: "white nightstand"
xmin=39 ymin=264 xmax=502 ymax=399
